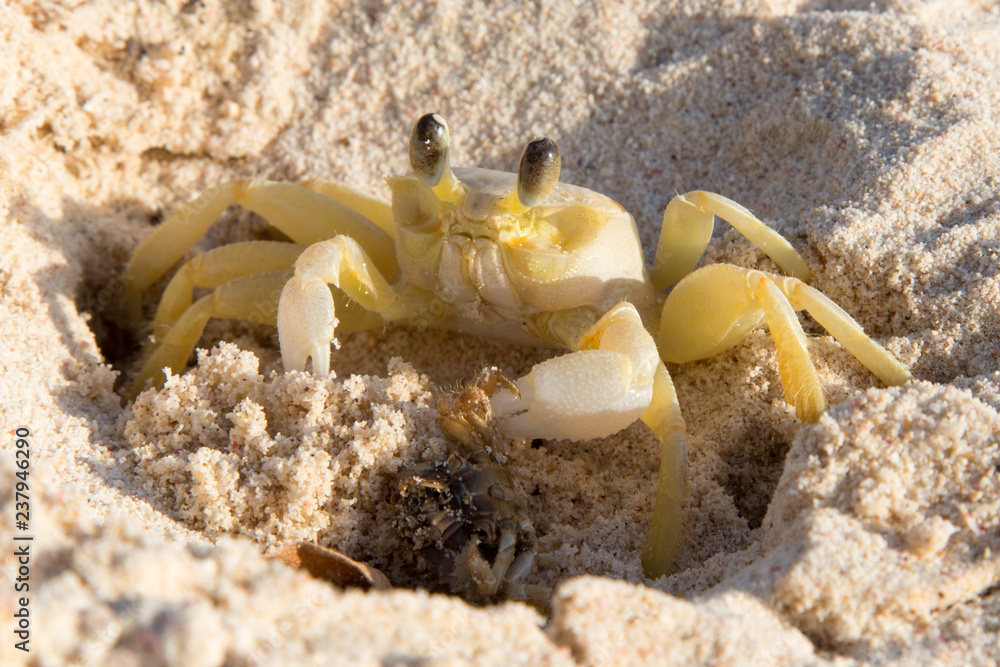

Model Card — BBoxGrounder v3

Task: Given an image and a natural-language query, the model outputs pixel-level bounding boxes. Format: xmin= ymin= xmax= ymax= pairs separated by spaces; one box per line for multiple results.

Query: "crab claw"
xmin=277 ymin=272 xmax=338 ymax=375
xmin=277 ymin=235 xmax=398 ymax=376
xmin=490 ymin=302 xmax=658 ymax=441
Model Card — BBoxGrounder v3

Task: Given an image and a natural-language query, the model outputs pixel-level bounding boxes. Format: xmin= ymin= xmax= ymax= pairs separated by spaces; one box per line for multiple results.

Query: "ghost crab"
xmin=394 ymin=367 xmax=539 ymax=601
xmin=123 ymin=113 xmax=912 ymax=578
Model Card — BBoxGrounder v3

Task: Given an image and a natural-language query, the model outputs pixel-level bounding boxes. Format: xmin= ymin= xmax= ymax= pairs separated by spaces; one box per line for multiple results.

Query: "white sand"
xmin=2 ymin=0 xmax=999 ymax=664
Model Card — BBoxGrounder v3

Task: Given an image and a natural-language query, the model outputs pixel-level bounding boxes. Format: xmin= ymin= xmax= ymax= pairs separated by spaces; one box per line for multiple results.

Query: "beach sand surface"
xmin=1 ymin=0 xmax=999 ymax=664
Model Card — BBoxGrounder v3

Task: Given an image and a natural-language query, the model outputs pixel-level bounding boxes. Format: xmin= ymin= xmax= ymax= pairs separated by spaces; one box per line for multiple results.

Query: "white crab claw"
xmin=491 ymin=303 xmax=658 ymax=441
xmin=277 ymin=275 xmax=338 ymax=375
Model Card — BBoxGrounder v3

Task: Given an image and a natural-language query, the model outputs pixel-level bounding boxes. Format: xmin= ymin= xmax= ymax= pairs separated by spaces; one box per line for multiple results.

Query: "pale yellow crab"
xmin=123 ymin=113 xmax=912 ymax=579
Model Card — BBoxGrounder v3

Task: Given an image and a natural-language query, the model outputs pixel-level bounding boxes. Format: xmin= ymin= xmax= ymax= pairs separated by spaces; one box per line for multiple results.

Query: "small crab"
xmin=394 ymin=367 xmax=537 ymax=601
xmin=123 ymin=113 xmax=912 ymax=578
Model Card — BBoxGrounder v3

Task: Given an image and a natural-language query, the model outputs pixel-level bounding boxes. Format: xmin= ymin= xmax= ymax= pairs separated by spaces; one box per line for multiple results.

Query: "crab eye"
xmin=409 ymin=113 xmax=452 ymax=186
xmin=517 ymin=137 xmax=561 ymax=208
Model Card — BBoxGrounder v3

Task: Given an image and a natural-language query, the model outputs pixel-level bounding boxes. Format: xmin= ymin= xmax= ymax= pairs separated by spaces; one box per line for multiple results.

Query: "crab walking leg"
xmin=490 ymin=302 xmax=660 ymax=441
xmin=491 ymin=303 xmax=689 ymax=577
xmin=640 ymin=361 xmax=688 ymax=579
xmin=770 ymin=275 xmax=913 ymax=386
xmin=651 ymin=191 xmax=811 ymax=290
xmin=148 ymin=238 xmax=384 ymax=348
xmin=151 ymin=241 xmax=304 ymax=336
xmin=123 ymin=180 xmax=398 ymax=318
xmin=277 ymin=235 xmax=398 ymax=375
xmin=466 ymin=523 xmax=523 ymax=598
xmin=298 ymin=180 xmax=395 ymax=237
xmin=660 ymin=264 xmax=827 ymax=420
xmin=131 ymin=271 xmax=291 ymax=396
xmin=660 ymin=265 xmax=912 ymax=420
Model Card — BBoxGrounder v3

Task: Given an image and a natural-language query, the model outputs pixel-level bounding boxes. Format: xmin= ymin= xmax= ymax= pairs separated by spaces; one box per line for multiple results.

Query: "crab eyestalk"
xmin=505 ymin=137 xmax=561 ymax=215
xmin=409 ymin=113 xmax=461 ymax=200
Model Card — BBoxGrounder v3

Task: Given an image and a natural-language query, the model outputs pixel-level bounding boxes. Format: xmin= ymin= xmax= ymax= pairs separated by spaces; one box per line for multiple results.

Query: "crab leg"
xmin=123 ymin=180 xmax=399 ymax=319
xmin=466 ymin=523 xmax=520 ymax=598
xmin=490 ymin=302 xmax=689 ymax=578
xmin=130 ymin=239 xmax=386 ymax=396
xmin=651 ymin=191 xmax=811 ymax=290
xmin=150 ymin=240 xmax=304 ymax=336
xmin=639 ymin=361 xmax=688 ymax=579
xmin=297 ymin=180 xmax=395 ymax=236
xmin=658 ymin=264 xmax=911 ymax=422
xmin=771 ymin=274 xmax=912 ymax=387
xmin=466 ymin=542 xmax=500 ymax=598
xmin=277 ymin=235 xmax=398 ymax=375
xmin=131 ymin=271 xmax=291 ymax=395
